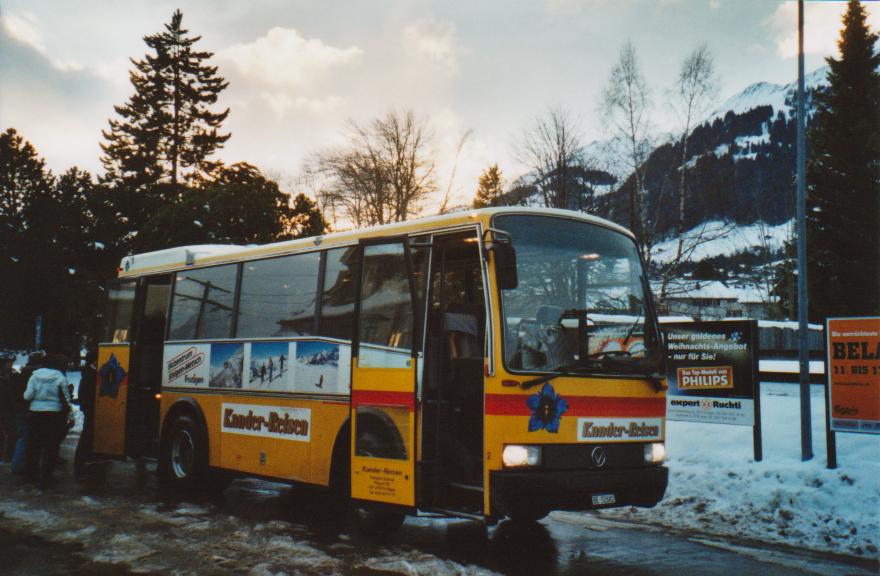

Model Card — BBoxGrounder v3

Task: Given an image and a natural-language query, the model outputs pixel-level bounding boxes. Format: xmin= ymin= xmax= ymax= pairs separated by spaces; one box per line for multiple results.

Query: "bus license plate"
xmin=592 ymin=493 xmax=616 ymax=506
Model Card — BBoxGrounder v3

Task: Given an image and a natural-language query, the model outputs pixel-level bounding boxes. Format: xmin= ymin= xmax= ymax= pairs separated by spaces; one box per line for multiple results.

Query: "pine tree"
xmin=30 ymin=168 xmax=105 ymax=354
xmin=0 ymin=129 xmax=53 ymax=248
xmin=806 ymin=0 xmax=880 ymax=319
xmin=287 ymin=193 xmax=329 ymax=239
xmin=0 ymin=128 xmax=54 ymax=347
xmin=473 ymin=164 xmax=505 ymax=208
xmin=101 ymin=9 xmax=230 ymax=196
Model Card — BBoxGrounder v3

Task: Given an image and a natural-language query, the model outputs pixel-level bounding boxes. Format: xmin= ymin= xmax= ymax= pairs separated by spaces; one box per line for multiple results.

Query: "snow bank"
xmin=760 ymin=359 xmax=825 ymax=374
xmin=586 ymin=383 xmax=879 ymax=559
xmin=759 ymin=319 xmax=823 ymax=331
xmin=651 ymin=220 xmax=792 ymax=264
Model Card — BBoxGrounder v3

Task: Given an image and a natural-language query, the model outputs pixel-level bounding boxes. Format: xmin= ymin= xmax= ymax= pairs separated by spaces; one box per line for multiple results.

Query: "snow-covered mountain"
xmin=594 ymin=64 xmax=830 ymax=246
xmin=707 ymin=66 xmax=829 ymax=123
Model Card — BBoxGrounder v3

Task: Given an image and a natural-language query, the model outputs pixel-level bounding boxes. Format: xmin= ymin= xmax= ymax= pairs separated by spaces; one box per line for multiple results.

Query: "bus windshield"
xmin=494 ymin=214 xmax=661 ymax=376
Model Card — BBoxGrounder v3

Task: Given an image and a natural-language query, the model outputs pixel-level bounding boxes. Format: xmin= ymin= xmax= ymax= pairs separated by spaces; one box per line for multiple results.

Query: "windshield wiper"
xmin=520 ymin=352 xmax=666 ymax=392
xmin=520 ymin=363 xmax=592 ymax=390
xmin=520 ymin=350 xmax=636 ymax=390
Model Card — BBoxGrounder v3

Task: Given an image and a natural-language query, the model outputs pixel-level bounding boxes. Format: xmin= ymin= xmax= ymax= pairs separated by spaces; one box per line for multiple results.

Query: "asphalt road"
xmin=0 ymin=432 xmax=875 ymax=576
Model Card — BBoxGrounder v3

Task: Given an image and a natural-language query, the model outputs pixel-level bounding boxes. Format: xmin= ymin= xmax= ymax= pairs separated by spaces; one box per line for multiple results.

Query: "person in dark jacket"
xmin=23 ymin=353 xmax=71 ymax=486
xmin=0 ymin=355 xmax=14 ymax=461
xmin=74 ymin=350 xmax=97 ymax=479
xmin=10 ymin=351 xmax=44 ymax=474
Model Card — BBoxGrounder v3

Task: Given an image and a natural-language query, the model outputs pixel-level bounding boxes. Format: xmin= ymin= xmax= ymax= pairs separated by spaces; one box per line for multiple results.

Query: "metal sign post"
xmin=796 ymin=0 xmax=813 ymax=462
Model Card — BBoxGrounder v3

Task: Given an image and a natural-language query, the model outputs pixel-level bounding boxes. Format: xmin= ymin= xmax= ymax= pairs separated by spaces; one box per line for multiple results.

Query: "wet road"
xmin=0 ymin=434 xmax=875 ymax=576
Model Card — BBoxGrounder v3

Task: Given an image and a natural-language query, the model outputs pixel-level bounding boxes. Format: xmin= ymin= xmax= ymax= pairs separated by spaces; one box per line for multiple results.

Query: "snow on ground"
xmin=759 ymin=319 xmax=824 ymax=331
xmin=760 ymin=359 xmax=825 ymax=374
xmin=651 ymin=220 xmax=791 ymax=265
xmin=580 ymin=382 xmax=879 ymax=559
xmin=0 ymin=480 xmax=499 ymax=576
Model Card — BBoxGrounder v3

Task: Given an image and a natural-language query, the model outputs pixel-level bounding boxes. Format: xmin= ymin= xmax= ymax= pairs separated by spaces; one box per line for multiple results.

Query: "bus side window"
xmin=237 ymin=252 xmax=320 ymax=338
xmin=103 ymin=280 xmax=137 ymax=343
xmin=168 ymin=264 xmax=238 ymax=340
xmin=317 ymin=247 xmax=358 ymax=341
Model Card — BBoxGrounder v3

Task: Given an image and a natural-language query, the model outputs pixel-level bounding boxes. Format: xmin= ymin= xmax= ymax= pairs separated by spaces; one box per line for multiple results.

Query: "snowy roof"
xmin=728 ymin=284 xmax=778 ymax=304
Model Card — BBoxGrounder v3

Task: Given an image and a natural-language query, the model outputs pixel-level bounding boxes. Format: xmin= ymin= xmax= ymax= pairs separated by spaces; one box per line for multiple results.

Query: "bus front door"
xmin=94 ymin=279 xmax=137 ymax=457
xmin=350 ymin=238 xmax=419 ymax=508
xmin=125 ymin=274 xmax=171 ymax=458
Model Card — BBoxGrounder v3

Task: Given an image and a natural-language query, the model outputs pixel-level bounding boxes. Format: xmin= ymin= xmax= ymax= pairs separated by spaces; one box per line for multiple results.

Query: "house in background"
xmin=659 ymin=280 xmax=777 ymax=321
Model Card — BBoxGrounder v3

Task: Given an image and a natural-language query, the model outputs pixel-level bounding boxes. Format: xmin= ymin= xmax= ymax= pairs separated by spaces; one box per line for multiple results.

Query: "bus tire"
xmin=353 ymin=506 xmax=406 ymax=536
xmin=507 ymin=505 xmax=549 ymax=523
xmin=160 ymin=414 xmax=206 ymax=491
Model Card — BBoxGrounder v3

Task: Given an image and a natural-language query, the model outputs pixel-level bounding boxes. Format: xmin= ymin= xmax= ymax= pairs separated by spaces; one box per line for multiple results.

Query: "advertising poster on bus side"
xmin=663 ymin=320 xmax=757 ymax=426
xmin=826 ymin=317 xmax=880 ymax=434
xmin=163 ymin=343 xmax=210 ymax=388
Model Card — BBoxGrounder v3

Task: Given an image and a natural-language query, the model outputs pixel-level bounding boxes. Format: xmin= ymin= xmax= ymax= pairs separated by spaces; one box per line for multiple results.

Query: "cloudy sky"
xmin=1 ymin=0 xmax=876 ymax=211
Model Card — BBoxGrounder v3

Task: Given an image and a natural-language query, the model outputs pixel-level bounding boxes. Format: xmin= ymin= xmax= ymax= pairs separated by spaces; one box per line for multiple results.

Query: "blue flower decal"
xmin=98 ymin=353 xmax=127 ymax=399
xmin=526 ymin=383 xmax=569 ymax=433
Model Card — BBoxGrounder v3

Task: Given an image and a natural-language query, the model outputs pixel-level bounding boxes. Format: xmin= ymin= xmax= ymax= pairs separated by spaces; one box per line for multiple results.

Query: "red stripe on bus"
xmin=484 ymin=394 xmax=665 ymax=417
xmin=351 ymin=390 xmax=415 ymax=409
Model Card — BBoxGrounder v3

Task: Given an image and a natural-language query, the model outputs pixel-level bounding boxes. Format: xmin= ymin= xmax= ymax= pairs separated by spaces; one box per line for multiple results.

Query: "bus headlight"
xmin=502 ymin=445 xmax=541 ymax=467
xmin=644 ymin=442 xmax=666 ymax=464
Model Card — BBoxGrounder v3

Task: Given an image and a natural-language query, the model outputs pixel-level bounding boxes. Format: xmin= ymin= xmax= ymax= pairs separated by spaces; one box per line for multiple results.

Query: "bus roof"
xmin=118 ymin=207 xmax=633 ymax=277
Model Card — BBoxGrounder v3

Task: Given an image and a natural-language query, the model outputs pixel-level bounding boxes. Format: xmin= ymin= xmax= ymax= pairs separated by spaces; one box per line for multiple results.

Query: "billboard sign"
xmin=826 ymin=317 xmax=880 ymax=434
xmin=663 ymin=320 xmax=758 ymax=426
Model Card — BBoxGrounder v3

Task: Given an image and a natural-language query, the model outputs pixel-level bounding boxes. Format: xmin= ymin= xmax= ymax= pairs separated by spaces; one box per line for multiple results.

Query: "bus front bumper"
xmin=490 ymin=465 xmax=668 ymax=515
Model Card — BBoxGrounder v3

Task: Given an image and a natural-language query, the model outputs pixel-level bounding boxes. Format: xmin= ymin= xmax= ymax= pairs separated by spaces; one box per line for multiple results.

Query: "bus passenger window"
xmin=103 ymin=280 xmax=137 ymax=343
xmin=317 ymin=247 xmax=357 ymax=341
xmin=237 ymin=252 xmax=320 ymax=338
xmin=359 ymin=244 xmax=413 ymax=350
xmin=168 ymin=264 xmax=238 ymax=340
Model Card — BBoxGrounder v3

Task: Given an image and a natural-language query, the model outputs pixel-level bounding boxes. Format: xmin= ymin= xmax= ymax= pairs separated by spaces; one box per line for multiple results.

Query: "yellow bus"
xmin=92 ymin=207 xmax=668 ymax=528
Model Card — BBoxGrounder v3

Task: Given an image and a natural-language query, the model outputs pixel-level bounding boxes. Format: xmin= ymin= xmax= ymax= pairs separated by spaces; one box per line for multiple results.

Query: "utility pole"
xmin=797 ymin=0 xmax=813 ymax=461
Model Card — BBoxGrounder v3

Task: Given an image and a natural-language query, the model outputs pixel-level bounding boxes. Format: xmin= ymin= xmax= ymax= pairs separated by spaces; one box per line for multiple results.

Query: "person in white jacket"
xmin=23 ymin=354 xmax=71 ymax=486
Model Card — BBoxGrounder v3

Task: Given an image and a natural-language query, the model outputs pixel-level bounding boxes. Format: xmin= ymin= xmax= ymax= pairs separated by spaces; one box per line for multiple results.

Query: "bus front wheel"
xmin=349 ymin=429 xmax=406 ymax=536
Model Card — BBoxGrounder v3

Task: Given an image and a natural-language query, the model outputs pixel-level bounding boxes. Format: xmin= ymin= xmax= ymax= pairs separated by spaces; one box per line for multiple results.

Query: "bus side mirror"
xmin=494 ymin=242 xmax=518 ymax=290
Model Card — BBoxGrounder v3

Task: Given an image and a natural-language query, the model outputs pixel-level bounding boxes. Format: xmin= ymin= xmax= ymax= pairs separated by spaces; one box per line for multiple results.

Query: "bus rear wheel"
xmin=160 ymin=414 xmax=205 ymax=491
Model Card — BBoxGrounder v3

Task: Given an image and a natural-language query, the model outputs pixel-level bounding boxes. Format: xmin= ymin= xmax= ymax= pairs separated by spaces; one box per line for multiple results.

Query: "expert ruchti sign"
xmin=663 ymin=320 xmax=758 ymax=426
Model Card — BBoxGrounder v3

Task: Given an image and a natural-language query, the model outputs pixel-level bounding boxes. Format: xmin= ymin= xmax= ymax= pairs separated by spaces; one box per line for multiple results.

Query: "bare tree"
xmin=670 ymin=44 xmax=719 ymax=230
xmin=438 ymin=129 xmax=473 ymax=214
xmin=315 ymin=109 xmax=435 ymax=227
xmin=600 ymin=41 xmax=653 ymax=254
xmin=657 ymin=44 xmax=721 ymax=301
xmin=516 ymin=106 xmax=587 ymax=210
